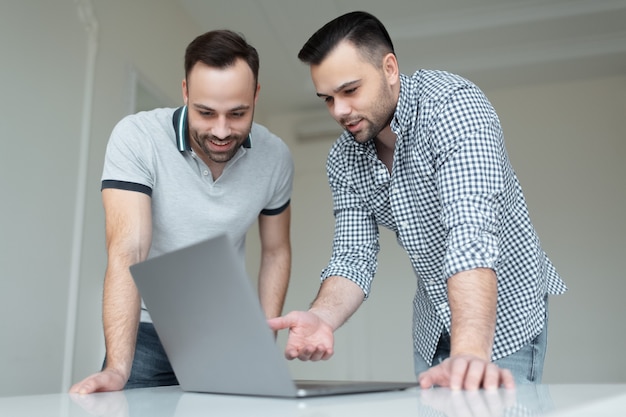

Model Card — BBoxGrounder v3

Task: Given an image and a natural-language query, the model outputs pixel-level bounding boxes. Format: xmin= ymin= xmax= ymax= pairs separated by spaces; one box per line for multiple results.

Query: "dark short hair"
xmin=298 ymin=11 xmax=395 ymax=67
xmin=184 ymin=30 xmax=259 ymax=87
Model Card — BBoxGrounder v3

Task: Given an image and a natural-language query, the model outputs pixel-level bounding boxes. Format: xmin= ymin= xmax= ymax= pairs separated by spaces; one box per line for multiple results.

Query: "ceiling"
xmin=177 ymin=0 xmax=626 ymax=115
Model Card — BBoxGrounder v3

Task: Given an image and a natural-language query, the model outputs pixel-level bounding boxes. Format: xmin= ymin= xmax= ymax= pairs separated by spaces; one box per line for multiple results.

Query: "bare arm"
xmin=70 ymin=188 xmax=152 ymax=394
xmin=419 ymin=268 xmax=514 ymax=390
xmin=257 ymin=206 xmax=291 ymax=319
xmin=309 ymin=275 xmax=365 ymax=331
xmin=448 ymin=268 xmax=497 ymax=360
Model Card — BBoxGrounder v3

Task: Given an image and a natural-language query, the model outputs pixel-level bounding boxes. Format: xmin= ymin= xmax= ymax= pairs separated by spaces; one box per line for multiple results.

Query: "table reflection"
xmin=70 ymin=387 xmax=181 ymax=417
xmin=69 ymin=385 xmax=556 ymax=417
xmin=417 ymin=385 xmax=554 ymax=417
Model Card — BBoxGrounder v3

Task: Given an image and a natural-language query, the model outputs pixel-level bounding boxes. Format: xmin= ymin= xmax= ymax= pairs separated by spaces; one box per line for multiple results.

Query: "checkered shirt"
xmin=321 ymin=70 xmax=567 ymax=364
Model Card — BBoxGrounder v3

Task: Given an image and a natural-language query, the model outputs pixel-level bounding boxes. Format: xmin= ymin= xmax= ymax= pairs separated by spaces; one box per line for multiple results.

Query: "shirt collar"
xmin=172 ymin=106 xmax=252 ymax=152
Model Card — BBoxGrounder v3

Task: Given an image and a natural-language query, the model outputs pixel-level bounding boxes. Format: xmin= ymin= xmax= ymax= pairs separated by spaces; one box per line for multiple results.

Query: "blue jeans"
xmin=414 ymin=307 xmax=549 ymax=384
xmin=103 ymin=322 xmax=179 ymax=389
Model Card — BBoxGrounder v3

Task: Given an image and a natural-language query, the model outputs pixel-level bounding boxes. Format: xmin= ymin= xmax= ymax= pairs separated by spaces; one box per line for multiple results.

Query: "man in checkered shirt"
xmin=270 ymin=11 xmax=566 ymax=390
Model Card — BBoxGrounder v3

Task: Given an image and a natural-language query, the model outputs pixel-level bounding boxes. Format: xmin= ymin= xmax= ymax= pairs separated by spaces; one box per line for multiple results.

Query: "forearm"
xmin=257 ymin=245 xmax=290 ymax=319
xmin=101 ymin=263 xmax=142 ymax=380
xmin=309 ymin=276 xmax=365 ymax=331
xmin=100 ymin=189 xmax=152 ymax=379
xmin=447 ymin=268 xmax=497 ymax=360
xmin=257 ymin=207 xmax=292 ymax=319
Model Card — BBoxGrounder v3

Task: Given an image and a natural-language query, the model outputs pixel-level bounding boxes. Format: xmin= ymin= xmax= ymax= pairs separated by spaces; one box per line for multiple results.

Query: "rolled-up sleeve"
xmin=321 ymin=143 xmax=380 ymax=297
xmin=431 ymin=87 xmax=507 ymax=280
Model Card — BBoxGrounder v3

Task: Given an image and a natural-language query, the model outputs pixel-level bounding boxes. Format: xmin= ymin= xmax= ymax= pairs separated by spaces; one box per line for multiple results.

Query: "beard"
xmin=343 ymin=112 xmax=393 ymax=144
xmin=190 ymin=127 xmax=251 ymax=164
xmin=341 ymin=78 xmax=396 ymax=143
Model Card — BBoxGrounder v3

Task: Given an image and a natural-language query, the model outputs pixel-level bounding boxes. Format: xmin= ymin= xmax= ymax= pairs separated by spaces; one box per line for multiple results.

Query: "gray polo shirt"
xmin=102 ymin=107 xmax=293 ymax=320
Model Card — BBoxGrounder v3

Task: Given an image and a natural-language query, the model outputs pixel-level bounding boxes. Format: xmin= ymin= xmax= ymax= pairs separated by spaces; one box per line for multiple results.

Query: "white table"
xmin=1 ymin=384 xmax=625 ymax=416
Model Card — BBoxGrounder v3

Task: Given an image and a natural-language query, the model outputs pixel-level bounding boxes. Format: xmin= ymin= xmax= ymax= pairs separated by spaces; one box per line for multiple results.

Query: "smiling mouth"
xmin=207 ymin=138 xmax=234 ymax=150
xmin=344 ymin=119 xmax=362 ymax=132
xmin=210 ymin=139 xmax=230 ymax=145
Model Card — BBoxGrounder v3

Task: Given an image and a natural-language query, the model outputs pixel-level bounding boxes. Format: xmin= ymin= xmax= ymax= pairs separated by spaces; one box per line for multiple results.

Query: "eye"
xmin=344 ymin=87 xmax=357 ymax=95
xmin=231 ymin=112 xmax=245 ymax=118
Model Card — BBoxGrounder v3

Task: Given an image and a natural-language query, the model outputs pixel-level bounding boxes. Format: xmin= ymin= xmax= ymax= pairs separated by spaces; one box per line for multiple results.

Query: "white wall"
xmin=1 ymin=0 xmax=87 ymax=397
xmin=488 ymin=76 xmax=626 ymax=382
xmin=1 ymin=0 xmax=624 ymax=398
xmin=0 ymin=0 xmax=199 ymax=396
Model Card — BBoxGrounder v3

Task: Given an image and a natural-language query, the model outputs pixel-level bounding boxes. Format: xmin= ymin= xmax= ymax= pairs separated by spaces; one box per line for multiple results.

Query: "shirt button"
xmin=203 ymin=170 xmax=209 ymax=176
xmin=411 ymin=254 xmax=419 ymax=261
xmin=400 ymin=221 xmax=409 ymax=228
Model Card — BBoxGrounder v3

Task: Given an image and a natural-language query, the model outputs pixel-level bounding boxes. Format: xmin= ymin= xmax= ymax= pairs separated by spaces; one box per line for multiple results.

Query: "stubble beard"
xmin=343 ymin=83 xmax=396 ymax=144
xmin=191 ymin=126 xmax=251 ymax=164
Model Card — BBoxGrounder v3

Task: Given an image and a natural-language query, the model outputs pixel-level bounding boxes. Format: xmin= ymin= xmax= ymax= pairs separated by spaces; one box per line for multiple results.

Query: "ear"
xmin=382 ymin=53 xmax=399 ymax=85
xmin=181 ymin=78 xmax=189 ymax=105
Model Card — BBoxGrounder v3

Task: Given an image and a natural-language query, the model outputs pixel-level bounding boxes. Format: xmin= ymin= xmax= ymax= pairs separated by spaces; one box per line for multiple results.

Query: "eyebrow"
xmin=316 ymin=80 xmax=361 ymax=98
xmin=192 ymin=103 xmax=251 ymax=112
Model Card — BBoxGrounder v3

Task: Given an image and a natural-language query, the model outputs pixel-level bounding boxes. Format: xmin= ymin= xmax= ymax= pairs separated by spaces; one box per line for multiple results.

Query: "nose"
xmin=331 ymin=98 xmax=351 ymax=121
xmin=211 ymin=116 xmax=231 ymax=139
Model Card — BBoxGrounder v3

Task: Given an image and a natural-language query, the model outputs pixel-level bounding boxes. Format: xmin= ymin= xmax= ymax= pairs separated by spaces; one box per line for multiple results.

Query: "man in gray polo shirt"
xmin=71 ymin=30 xmax=293 ymax=393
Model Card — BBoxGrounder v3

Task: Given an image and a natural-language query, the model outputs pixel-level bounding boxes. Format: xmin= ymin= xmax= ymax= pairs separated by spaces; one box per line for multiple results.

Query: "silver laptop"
xmin=130 ymin=235 xmax=418 ymax=398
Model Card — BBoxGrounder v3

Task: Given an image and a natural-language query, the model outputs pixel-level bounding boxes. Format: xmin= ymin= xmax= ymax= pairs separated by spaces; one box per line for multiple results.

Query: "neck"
xmin=375 ymin=125 xmax=396 ymax=149
xmin=375 ymin=126 xmax=396 ymax=173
